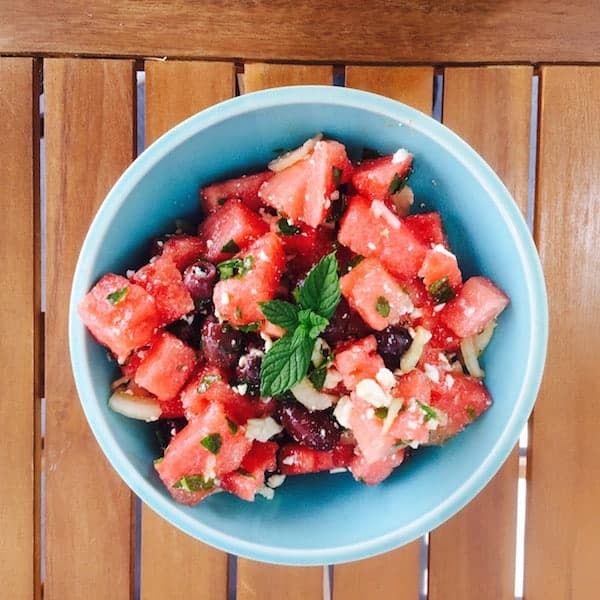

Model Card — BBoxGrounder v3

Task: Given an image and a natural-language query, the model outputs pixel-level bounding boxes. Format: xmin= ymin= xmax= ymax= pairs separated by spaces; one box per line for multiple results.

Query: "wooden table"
xmin=2 ymin=3 xmax=599 ymax=599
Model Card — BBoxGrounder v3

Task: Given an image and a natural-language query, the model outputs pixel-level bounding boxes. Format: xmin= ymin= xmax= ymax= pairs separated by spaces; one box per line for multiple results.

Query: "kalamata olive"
xmin=201 ymin=316 xmax=243 ymax=369
xmin=183 ymin=260 xmax=217 ymax=303
xmin=374 ymin=326 xmax=412 ymax=370
xmin=277 ymin=403 xmax=341 ymax=451
xmin=153 ymin=418 xmax=187 ymax=452
xmin=235 ymin=351 xmax=262 ymax=396
xmin=166 ymin=315 xmax=202 ymax=349
xmin=322 ymin=297 xmax=370 ymax=345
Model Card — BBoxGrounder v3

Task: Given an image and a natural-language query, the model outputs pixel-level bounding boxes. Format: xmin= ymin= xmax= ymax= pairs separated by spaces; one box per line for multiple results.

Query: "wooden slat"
xmin=2 ymin=1 xmax=600 ymax=63
xmin=44 ymin=59 xmax=135 ymax=600
xmin=427 ymin=66 xmax=532 ymax=600
xmin=236 ymin=62 xmax=329 ymax=600
xmin=243 ymin=63 xmax=332 ymax=91
xmin=524 ymin=66 xmax=600 ymax=599
xmin=332 ymin=65 xmax=433 ymax=600
xmin=0 ymin=57 xmax=40 ymax=600
xmin=140 ymin=60 xmax=235 ymax=600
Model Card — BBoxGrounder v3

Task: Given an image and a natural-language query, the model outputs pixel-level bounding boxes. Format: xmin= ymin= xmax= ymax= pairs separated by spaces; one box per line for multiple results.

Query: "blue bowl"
xmin=69 ymin=85 xmax=547 ymax=565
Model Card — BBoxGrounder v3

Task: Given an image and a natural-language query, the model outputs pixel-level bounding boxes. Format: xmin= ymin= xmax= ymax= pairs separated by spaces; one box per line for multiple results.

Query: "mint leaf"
xmin=236 ymin=321 xmax=261 ymax=333
xmin=221 ymin=238 xmax=240 ymax=253
xmin=416 ymin=400 xmax=438 ymax=422
xmin=200 ymin=433 xmax=222 ymax=455
xmin=277 ymin=218 xmax=301 ymax=236
xmin=466 ymin=406 xmax=476 ymax=421
xmin=308 ymin=365 xmax=327 ymax=390
xmin=298 ymin=252 xmax=341 ymax=320
xmin=374 ymin=407 xmax=388 ymax=419
xmin=388 ymin=167 xmax=413 ymax=195
xmin=260 ymin=329 xmax=313 ymax=397
xmin=217 ymin=255 xmax=254 ymax=280
xmin=298 ymin=309 xmax=328 ymax=339
xmin=375 ymin=296 xmax=390 ymax=318
xmin=196 ymin=374 xmax=221 ymax=394
xmin=259 ymin=299 xmax=300 ymax=331
xmin=332 ymin=166 xmax=343 ymax=187
xmin=218 ymin=197 xmax=228 ymax=206
xmin=172 ymin=474 xmax=215 ymax=492
xmin=226 ymin=417 xmax=239 ymax=434
xmin=429 ymin=276 xmax=455 ymax=304
xmin=107 ymin=286 xmax=128 ymax=305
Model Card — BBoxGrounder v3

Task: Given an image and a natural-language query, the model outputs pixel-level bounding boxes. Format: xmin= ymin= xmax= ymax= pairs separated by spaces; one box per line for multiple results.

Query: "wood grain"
xmin=235 ymin=62 xmax=331 ymax=599
xmin=44 ymin=59 xmax=136 ymax=600
xmin=2 ymin=1 xmax=600 ymax=63
xmin=243 ymin=63 xmax=332 ymax=92
xmin=524 ymin=66 xmax=600 ymax=600
xmin=332 ymin=65 xmax=433 ymax=600
xmin=427 ymin=66 xmax=532 ymax=600
xmin=140 ymin=60 xmax=235 ymax=600
xmin=0 ymin=56 xmax=40 ymax=600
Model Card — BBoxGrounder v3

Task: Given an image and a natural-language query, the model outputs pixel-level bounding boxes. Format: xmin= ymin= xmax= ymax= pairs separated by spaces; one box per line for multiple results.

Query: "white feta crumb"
xmin=256 ymin=485 xmax=275 ymax=500
xmin=411 ymin=307 xmax=423 ymax=319
xmin=232 ymin=383 xmax=248 ymax=395
xmin=282 ymin=455 xmax=296 ymax=466
xmin=206 ymin=239 xmax=214 ymax=248
xmin=126 ymin=269 xmax=135 ymax=278
xmin=220 ymin=292 xmax=230 ymax=305
xmin=431 ymin=243 xmax=455 ymax=258
xmin=367 ymin=242 xmax=377 ymax=251
xmin=333 ymin=395 xmax=353 ymax=429
xmin=329 ymin=467 xmax=347 ymax=474
xmin=245 ymin=417 xmax=283 ymax=442
xmin=260 ymin=332 xmax=273 ymax=352
xmin=356 ymin=379 xmax=390 ymax=408
xmin=181 ymin=313 xmax=195 ymax=325
xmin=445 ymin=374 xmax=455 ymax=389
xmin=433 ymin=303 xmax=446 ymax=313
xmin=392 ymin=148 xmax=410 ymax=164
xmin=291 ymin=377 xmax=336 ymax=410
xmin=258 ymin=249 xmax=270 ymax=262
xmin=266 ymin=474 xmax=286 ymax=489
xmin=370 ymin=200 xmax=401 ymax=229
xmin=423 ymin=363 xmax=440 ymax=383
xmin=375 ymin=368 xmax=396 ymax=390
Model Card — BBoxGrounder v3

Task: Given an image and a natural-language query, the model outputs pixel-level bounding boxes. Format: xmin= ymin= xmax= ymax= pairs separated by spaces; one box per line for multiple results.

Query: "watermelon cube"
xmin=258 ymin=158 xmax=309 ymax=222
xmin=338 ymin=195 xmax=428 ymax=280
xmin=418 ymin=244 xmax=462 ymax=289
xmin=440 ymin=276 xmax=510 ymax=337
xmin=340 ymin=257 xmax=413 ymax=331
xmin=212 ymin=233 xmax=285 ymax=326
xmin=161 ymin=235 xmax=206 ymax=271
xmin=155 ymin=401 xmax=251 ymax=505
xmin=349 ymin=447 xmax=406 ymax=485
xmin=200 ymin=170 xmax=273 ymax=214
xmin=404 ymin=212 xmax=447 ymax=247
xmin=77 ymin=274 xmax=159 ymax=363
xmin=278 ymin=443 xmax=355 ymax=475
xmin=131 ymin=255 xmax=194 ymax=326
xmin=199 ymin=198 xmax=269 ymax=263
xmin=134 ymin=332 xmax=196 ymax=401
xmin=351 ymin=151 xmax=412 ymax=202
xmin=334 ymin=335 xmax=385 ymax=390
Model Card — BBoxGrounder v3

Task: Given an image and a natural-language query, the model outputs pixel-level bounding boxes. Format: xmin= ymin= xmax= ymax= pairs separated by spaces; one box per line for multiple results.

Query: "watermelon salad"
xmin=78 ymin=134 xmax=509 ymax=505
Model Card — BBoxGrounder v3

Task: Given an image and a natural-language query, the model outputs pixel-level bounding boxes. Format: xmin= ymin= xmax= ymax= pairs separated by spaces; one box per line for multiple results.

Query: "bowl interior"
xmin=70 ymin=86 xmax=547 ymax=564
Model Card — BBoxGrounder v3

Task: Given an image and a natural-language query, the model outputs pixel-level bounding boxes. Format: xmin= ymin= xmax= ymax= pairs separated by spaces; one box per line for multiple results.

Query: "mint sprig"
xmin=259 ymin=253 xmax=340 ymax=396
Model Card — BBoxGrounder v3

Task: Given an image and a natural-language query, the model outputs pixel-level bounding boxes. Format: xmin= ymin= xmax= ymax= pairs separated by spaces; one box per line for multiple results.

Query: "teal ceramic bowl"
xmin=69 ymin=85 xmax=547 ymax=565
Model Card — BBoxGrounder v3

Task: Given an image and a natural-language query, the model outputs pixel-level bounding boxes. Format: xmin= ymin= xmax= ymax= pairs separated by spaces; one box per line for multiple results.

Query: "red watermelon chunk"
xmin=213 ymin=232 xmax=285 ymax=326
xmin=351 ymin=151 xmax=412 ymax=202
xmin=78 ymin=274 xmax=159 ymax=363
xmin=259 ymin=140 xmax=352 ymax=228
xmin=131 ymin=255 xmax=194 ymax=326
xmin=350 ymin=447 xmax=406 ymax=485
xmin=220 ymin=441 xmax=278 ymax=501
xmin=418 ymin=244 xmax=462 ymax=289
xmin=199 ymin=198 xmax=269 ymax=263
xmin=338 ymin=195 xmax=428 ymax=280
xmin=133 ymin=332 xmax=196 ymax=401
xmin=394 ymin=369 xmax=431 ymax=404
xmin=348 ymin=394 xmax=395 ymax=464
xmin=429 ymin=372 xmax=492 ymax=443
xmin=278 ymin=443 xmax=355 ymax=475
xmin=340 ymin=257 xmax=413 ymax=331
xmin=440 ymin=276 xmax=509 ymax=337
xmin=159 ymin=398 xmax=186 ymax=419
xmin=161 ymin=235 xmax=206 ymax=271
xmin=334 ymin=335 xmax=385 ymax=390
xmin=155 ymin=401 xmax=251 ymax=505
xmin=404 ymin=212 xmax=447 ymax=247
xmin=200 ymin=170 xmax=273 ymax=214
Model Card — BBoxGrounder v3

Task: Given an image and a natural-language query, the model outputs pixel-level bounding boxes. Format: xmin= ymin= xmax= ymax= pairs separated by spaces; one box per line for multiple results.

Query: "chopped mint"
xmin=277 ymin=218 xmax=301 ymax=236
xmin=200 ymin=433 xmax=222 ymax=455
xmin=106 ymin=286 xmax=128 ymax=305
xmin=173 ymin=474 xmax=215 ymax=492
xmin=197 ymin=374 xmax=221 ymax=394
xmin=429 ymin=276 xmax=456 ymax=304
xmin=374 ymin=407 xmax=389 ymax=419
xmin=221 ymin=238 xmax=240 ymax=253
xmin=375 ymin=296 xmax=391 ymax=318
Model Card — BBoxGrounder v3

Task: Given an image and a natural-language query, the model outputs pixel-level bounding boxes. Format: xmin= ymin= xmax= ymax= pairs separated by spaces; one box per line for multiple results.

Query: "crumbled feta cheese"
xmin=392 ymin=148 xmax=410 ymax=164
xmin=323 ymin=367 xmax=342 ymax=389
xmin=206 ymin=239 xmax=214 ymax=248
xmin=445 ymin=374 xmax=455 ymax=389
xmin=256 ymin=485 xmax=275 ymax=500
xmin=245 ymin=417 xmax=283 ymax=442
xmin=355 ymin=379 xmax=390 ymax=408
xmin=126 ymin=269 xmax=135 ymax=278
xmin=433 ymin=303 xmax=446 ymax=313
xmin=282 ymin=455 xmax=296 ymax=466
xmin=423 ymin=363 xmax=440 ymax=383
xmin=410 ymin=307 xmax=423 ymax=319
xmin=258 ymin=249 xmax=270 ymax=262
xmin=375 ymin=368 xmax=396 ymax=390
xmin=291 ymin=377 xmax=336 ymax=410
xmin=232 ymin=383 xmax=248 ymax=395
xmin=221 ymin=292 xmax=230 ymax=305
xmin=333 ymin=395 xmax=352 ymax=429
xmin=181 ymin=313 xmax=195 ymax=325
xmin=367 ymin=242 xmax=377 ymax=251
xmin=266 ymin=474 xmax=286 ymax=489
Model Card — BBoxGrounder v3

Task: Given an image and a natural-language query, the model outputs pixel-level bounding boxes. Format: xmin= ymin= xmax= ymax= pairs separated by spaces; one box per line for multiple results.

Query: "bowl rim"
xmin=69 ymin=84 xmax=548 ymax=565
